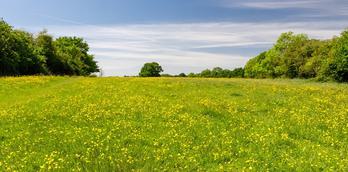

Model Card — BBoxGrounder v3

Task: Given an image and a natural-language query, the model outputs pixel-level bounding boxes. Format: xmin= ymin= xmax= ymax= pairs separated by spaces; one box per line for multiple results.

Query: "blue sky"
xmin=1 ymin=0 xmax=348 ymax=76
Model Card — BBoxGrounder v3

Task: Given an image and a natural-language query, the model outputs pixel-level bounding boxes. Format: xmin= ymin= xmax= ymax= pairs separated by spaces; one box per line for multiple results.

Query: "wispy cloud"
xmin=220 ymin=0 xmax=348 ymax=16
xmin=222 ymin=0 xmax=319 ymax=9
xmin=28 ymin=20 xmax=346 ymax=76
xmin=35 ymin=14 xmax=87 ymax=25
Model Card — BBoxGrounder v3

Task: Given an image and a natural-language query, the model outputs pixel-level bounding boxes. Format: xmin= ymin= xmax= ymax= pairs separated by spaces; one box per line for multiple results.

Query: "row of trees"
xmin=3 ymin=18 xmax=346 ymax=82
xmin=138 ymin=62 xmax=244 ymax=78
xmin=139 ymin=30 xmax=348 ymax=82
xmin=185 ymin=67 xmax=244 ymax=78
xmin=244 ymin=29 xmax=348 ymax=82
xmin=0 ymin=20 xmax=99 ymax=76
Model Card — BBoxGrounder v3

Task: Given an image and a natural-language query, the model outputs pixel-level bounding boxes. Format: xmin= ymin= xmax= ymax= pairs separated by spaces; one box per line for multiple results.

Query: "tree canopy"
xmin=244 ymin=30 xmax=348 ymax=82
xmin=186 ymin=67 xmax=244 ymax=78
xmin=139 ymin=62 xmax=163 ymax=77
xmin=0 ymin=19 xmax=99 ymax=76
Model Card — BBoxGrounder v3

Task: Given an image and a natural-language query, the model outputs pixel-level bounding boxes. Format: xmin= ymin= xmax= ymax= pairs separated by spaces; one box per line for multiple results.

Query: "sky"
xmin=1 ymin=0 xmax=348 ymax=76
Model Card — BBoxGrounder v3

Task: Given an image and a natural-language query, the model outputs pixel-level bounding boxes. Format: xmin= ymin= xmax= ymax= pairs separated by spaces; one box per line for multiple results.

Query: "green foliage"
xmin=0 ymin=19 xmax=99 ymax=76
xmin=0 ymin=20 xmax=46 ymax=75
xmin=302 ymin=40 xmax=332 ymax=79
xmin=54 ymin=37 xmax=99 ymax=76
xmin=187 ymin=72 xmax=197 ymax=77
xmin=160 ymin=73 xmax=187 ymax=77
xmin=200 ymin=69 xmax=212 ymax=77
xmin=230 ymin=67 xmax=244 ymax=77
xmin=193 ymin=67 xmax=244 ymax=78
xmin=139 ymin=62 xmax=163 ymax=77
xmin=244 ymin=52 xmax=267 ymax=78
xmin=35 ymin=30 xmax=57 ymax=75
xmin=161 ymin=73 xmax=173 ymax=77
xmin=326 ymin=29 xmax=348 ymax=82
xmin=0 ymin=20 xmax=15 ymax=75
xmin=13 ymin=30 xmax=48 ymax=75
xmin=177 ymin=73 xmax=187 ymax=77
xmin=211 ymin=67 xmax=223 ymax=77
xmin=244 ymin=29 xmax=348 ymax=82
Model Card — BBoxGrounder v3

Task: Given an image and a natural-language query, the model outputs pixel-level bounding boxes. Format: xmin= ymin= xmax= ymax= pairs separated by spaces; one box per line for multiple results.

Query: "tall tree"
xmin=54 ymin=37 xmax=99 ymax=75
xmin=0 ymin=20 xmax=16 ymax=75
xmin=35 ymin=30 xmax=56 ymax=74
xmin=0 ymin=20 xmax=46 ymax=76
xmin=327 ymin=29 xmax=348 ymax=82
xmin=12 ymin=30 xmax=46 ymax=75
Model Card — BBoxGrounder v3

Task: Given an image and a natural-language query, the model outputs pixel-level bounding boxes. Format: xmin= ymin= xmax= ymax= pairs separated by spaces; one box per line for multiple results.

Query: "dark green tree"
xmin=54 ymin=37 xmax=99 ymax=75
xmin=0 ymin=19 xmax=99 ymax=76
xmin=0 ymin=20 xmax=17 ymax=75
xmin=200 ymin=69 xmax=212 ymax=77
xmin=211 ymin=67 xmax=224 ymax=77
xmin=177 ymin=73 xmax=187 ymax=77
xmin=187 ymin=73 xmax=197 ymax=77
xmin=230 ymin=68 xmax=244 ymax=78
xmin=326 ymin=29 xmax=348 ymax=82
xmin=139 ymin=62 xmax=163 ymax=77
xmin=35 ymin=30 xmax=57 ymax=74
xmin=13 ymin=30 xmax=47 ymax=75
xmin=0 ymin=20 xmax=46 ymax=76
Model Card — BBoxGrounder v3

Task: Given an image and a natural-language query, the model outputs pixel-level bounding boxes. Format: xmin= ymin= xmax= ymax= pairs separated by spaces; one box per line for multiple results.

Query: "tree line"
xmin=184 ymin=67 xmax=244 ymax=78
xmin=244 ymin=30 xmax=348 ymax=82
xmin=138 ymin=63 xmax=244 ymax=78
xmin=2 ymin=19 xmax=347 ymax=82
xmin=0 ymin=19 xmax=99 ymax=76
xmin=143 ymin=29 xmax=347 ymax=82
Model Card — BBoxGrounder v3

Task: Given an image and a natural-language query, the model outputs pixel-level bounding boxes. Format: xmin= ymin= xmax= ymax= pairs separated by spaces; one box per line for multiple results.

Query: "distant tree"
xmin=200 ymin=69 xmax=212 ymax=77
xmin=230 ymin=68 xmax=244 ymax=78
xmin=211 ymin=67 xmax=224 ymax=77
xmin=193 ymin=67 xmax=244 ymax=78
xmin=161 ymin=73 xmax=172 ymax=77
xmin=177 ymin=73 xmax=187 ymax=77
xmin=139 ymin=62 xmax=163 ymax=77
xmin=221 ymin=69 xmax=232 ymax=78
xmin=187 ymin=73 xmax=196 ymax=77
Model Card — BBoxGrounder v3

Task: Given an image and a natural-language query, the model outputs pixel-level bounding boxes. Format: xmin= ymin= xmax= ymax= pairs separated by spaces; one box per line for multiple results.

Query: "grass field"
xmin=0 ymin=77 xmax=347 ymax=171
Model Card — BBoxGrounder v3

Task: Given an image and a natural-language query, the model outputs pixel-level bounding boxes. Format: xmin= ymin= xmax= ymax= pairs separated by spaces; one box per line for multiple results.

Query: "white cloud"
xmin=221 ymin=0 xmax=348 ymax=16
xmin=229 ymin=0 xmax=318 ymax=9
xmin=27 ymin=21 xmax=346 ymax=76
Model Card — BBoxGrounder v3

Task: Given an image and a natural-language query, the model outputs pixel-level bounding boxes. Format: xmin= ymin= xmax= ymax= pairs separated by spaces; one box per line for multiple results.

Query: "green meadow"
xmin=0 ymin=77 xmax=347 ymax=171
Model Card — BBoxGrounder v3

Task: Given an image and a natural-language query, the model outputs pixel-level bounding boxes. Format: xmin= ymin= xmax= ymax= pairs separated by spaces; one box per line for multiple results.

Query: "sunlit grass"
xmin=0 ymin=77 xmax=347 ymax=171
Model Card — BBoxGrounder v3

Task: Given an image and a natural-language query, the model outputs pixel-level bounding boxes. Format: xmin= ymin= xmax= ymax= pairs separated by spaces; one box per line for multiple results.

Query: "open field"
xmin=0 ymin=77 xmax=347 ymax=171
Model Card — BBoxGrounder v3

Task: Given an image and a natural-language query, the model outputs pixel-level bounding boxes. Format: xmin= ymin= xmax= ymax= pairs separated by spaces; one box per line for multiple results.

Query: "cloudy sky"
xmin=1 ymin=0 xmax=347 ymax=76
